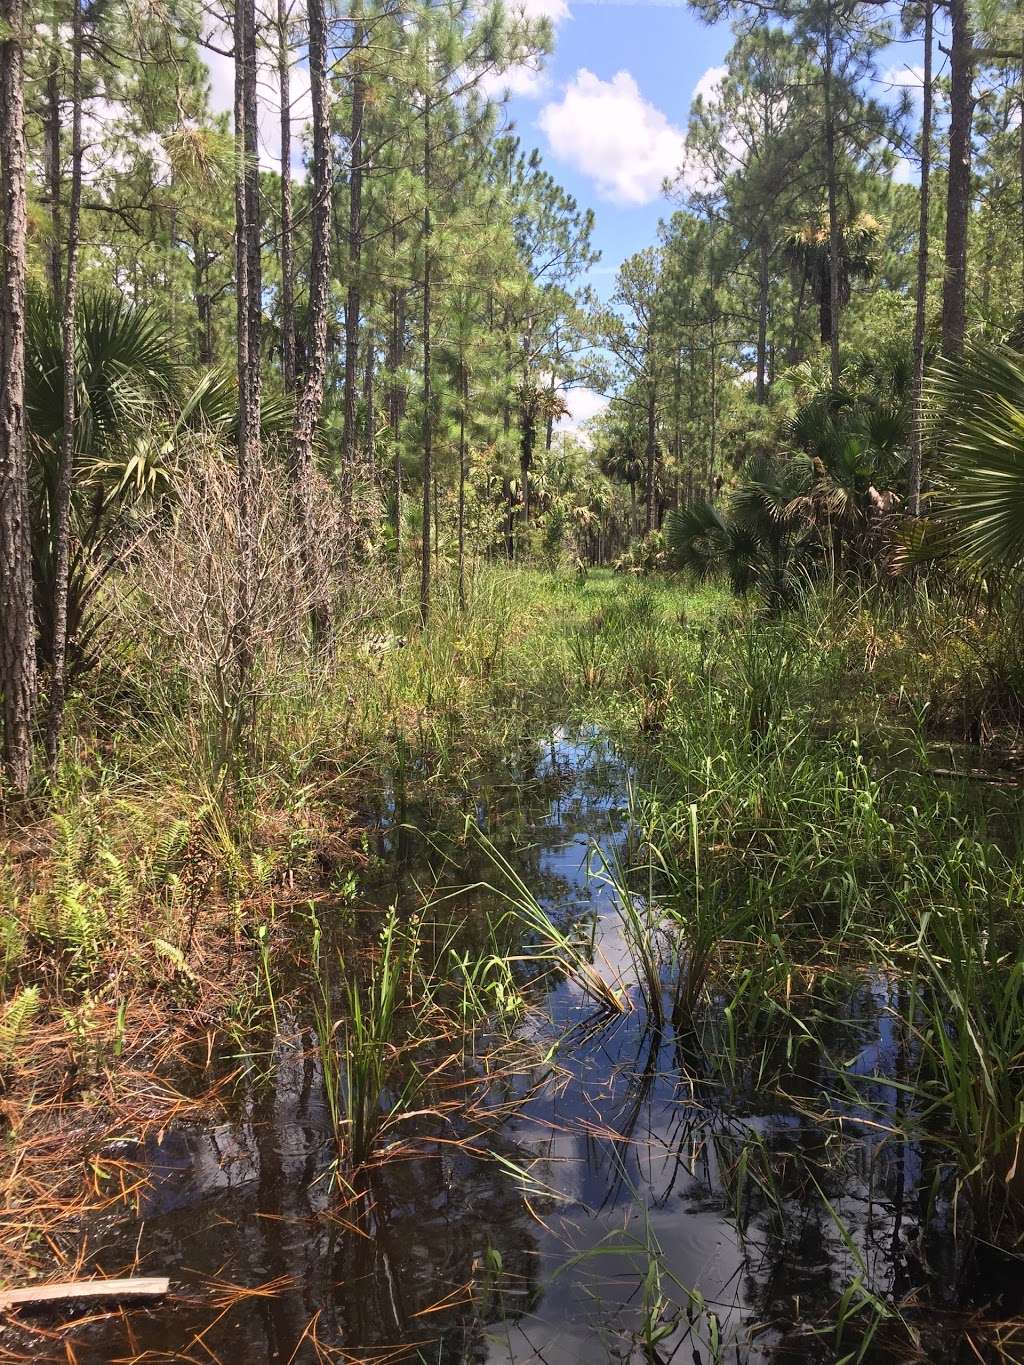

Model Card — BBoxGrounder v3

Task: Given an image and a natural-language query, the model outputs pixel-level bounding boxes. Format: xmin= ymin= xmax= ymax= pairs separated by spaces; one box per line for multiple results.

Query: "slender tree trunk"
xmin=644 ymin=378 xmax=657 ymax=535
xmin=0 ymin=0 xmax=34 ymax=793
xmin=822 ymin=1 xmax=841 ymax=389
xmin=908 ymin=0 xmax=933 ymax=518
xmin=419 ymin=91 xmax=432 ymax=627
xmin=755 ymin=239 xmax=769 ymax=404
xmin=234 ymin=0 xmax=262 ymax=707
xmin=707 ymin=319 xmax=718 ymax=497
xmin=343 ymin=3 xmax=365 ymax=499
xmin=278 ymin=0 xmax=295 ymax=394
xmin=458 ymin=359 xmax=467 ymax=610
xmin=388 ymin=281 xmax=405 ymax=576
xmin=45 ymin=0 xmax=84 ymax=769
xmin=942 ymin=0 xmax=975 ymax=356
xmin=194 ymin=231 xmax=214 ymax=365
xmin=671 ymin=350 xmax=682 ymax=485
xmin=290 ymin=0 xmax=331 ymax=487
xmin=364 ymin=330 xmax=375 ymax=487
xmin=519 ymin=404 xmax=535 ymax=527
xmin=44 ymin=14 xmax=62 ymax=304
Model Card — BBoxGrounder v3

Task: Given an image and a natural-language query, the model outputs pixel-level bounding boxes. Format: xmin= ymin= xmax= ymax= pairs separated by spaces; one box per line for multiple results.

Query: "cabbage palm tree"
xmin=666 ymin=455 xmax=813 ymax=599
xmin=782 ymin=211 xmax=881 ymax=348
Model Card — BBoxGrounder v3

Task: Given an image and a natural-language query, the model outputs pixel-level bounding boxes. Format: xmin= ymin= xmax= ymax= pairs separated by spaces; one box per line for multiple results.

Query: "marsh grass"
xmin=10 ymin=563 xmax=1024 ymax=1358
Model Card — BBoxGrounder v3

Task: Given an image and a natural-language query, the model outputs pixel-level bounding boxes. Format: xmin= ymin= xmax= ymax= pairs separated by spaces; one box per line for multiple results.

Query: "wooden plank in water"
xmin=0 ymin=1277 xmax=170 ymax=1310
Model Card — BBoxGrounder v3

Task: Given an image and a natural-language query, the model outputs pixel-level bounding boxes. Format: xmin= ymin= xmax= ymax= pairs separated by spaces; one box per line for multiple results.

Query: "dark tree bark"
xmin=457 ymin=359 xmax=467 ymax=610
xmin=707 ymin=315 xmax=718 ymax=498
xmin=822 ymin=0 xmax=841 ymax=388
xmin=387 ymin=281 xmax=405 ymax=576
xmin=755 ymin=239 xmax=769 ymax=404
xmin=193 ymin=230 xmax=214 ymax=366
xmin=278 ymin=0 xmax=295 ymax=394
xmin=644 ymin=380 xmax=657 ymax=535
xmin=908 ymin=0 xmax=933 ymax=517
xmin=342 ymin=2 xmax=366 ymax=499
xmin=363 ymin=327 xmax=375 ymax=487
xmin=942 ymin=0 xmax=975 ymax=356
xmin=519 ymin=404 xmax=535 ymax=527
xmin=45 ymin=0 xmax=84 ymax=768
xmin=419 ymin=91 xmax=432 ymax=627
xmin=0 ymin=0 xmax=35 ymax=792
xmin=291 ymin=0 xmax=331 ymax=486
xmin=234 ymin=0 xmax=262 ymax=695
xmin=44 ymin=13 xmax=62 ymax=303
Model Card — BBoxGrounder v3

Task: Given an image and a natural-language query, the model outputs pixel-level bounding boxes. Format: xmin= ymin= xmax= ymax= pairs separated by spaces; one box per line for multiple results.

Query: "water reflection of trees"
xmin=72 ymin=1027 xmax=543 ymax=1362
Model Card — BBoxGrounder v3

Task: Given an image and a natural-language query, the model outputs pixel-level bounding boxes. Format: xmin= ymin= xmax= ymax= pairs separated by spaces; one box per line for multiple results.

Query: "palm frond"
xmin=926 ymin=342 xmax=1024 ymax=574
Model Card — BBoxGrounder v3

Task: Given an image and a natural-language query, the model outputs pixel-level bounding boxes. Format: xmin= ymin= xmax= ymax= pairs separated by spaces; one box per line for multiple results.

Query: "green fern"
xmin=0 ymin=913 xmax=24 ymax=981
xmin=152 ymin=937 xmax=198 ymax=984
xmin=0 ymin=986 xmax=41 ymax=1067
xmin=98 ymin=847 xmax=133 ymax=919
xmin=150 ymin=818 xmax=190 ymax=889
xmin=54 ymin=881 xmax=107 ymax=971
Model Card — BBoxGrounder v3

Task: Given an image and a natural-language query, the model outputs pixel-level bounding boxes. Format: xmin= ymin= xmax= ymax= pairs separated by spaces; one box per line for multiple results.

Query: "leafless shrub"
xmin=114 ymin=438 xmax=388 ymax=783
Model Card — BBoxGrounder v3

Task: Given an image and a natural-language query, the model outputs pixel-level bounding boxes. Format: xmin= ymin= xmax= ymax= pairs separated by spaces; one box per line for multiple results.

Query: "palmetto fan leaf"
xmin=731 ymin=454 xmax=812 ymax=527
xmin=665 ymin=503 xmax=732 ymax=580
xmin=926 ymin=342 xmax=1024 ymax=573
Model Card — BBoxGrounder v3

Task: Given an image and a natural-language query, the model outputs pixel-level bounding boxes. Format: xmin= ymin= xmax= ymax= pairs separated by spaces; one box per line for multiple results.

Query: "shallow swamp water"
xmin=17 ymin=729 xmax=1024 ymax=1364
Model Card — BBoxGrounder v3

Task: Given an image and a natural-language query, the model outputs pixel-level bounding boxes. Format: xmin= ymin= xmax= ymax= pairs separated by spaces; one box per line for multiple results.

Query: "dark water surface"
xmin=23 ymin=731 xmax=1024 ymax=1363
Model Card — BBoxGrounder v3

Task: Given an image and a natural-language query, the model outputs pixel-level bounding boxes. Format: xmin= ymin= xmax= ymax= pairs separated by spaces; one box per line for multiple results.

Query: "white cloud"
xmin=691 ymin=63 xmax=727 ymax=106
xmin=538 ymin=69 xmax=686 ymax=205
xmin=557 ymin=386 xmax=609 ymax=432
xmin=478 ymin=58 xmax=551 ymax=101
xmin=201 ymin=22 xmax=311 ymax=174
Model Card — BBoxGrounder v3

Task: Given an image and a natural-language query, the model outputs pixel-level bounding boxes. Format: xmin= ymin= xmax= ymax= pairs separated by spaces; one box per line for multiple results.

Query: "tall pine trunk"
xmin=363 ymin=330 xmax=375 ymax=487
xmin=343 ymin=3 xmax=365 ymax=500
xmin=458 ymin=359 xmax=467 ymax=610
xmin=908 ymin=0 xmax=933 ymax=517
xmin=234 ymin=0 xmax=262 ymax=713
xmin=519 ymin=403 xmax=535 ymax=527
xmin=44 ymin=13 xmax=61 ymax=303
xmin=0 ymin=0 xmax=35 ymax=793
xmin=45 ymin=0 xmax=84 ymax=768
xmin=755 ymin=239 xmax=769 ymax=404
xmin=419 ymin=91 xmax=432 ymax=627
xmin=388 ymin=281 xmax=405 ymax=576
xmin=942 ymin=0 xmax=974 ymax=356
xmin=278 ymin=0 xmax=295 ymax=394
xmin=822 ymin=1 xmax=841 ymax=389
xmin=291 ymin=0 xmax=331 ymax=491
xmin=644 ymin=377 xmax=657 ymax=535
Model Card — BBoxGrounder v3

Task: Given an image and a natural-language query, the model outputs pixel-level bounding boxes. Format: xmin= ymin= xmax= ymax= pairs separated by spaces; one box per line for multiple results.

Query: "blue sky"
xmin=500 ymin=1 xmax=734 ymax=289
xmin=199 ymin=0 xmax=931 ymax=429
xmin=484 ymin=0 xmax=933 ymax=426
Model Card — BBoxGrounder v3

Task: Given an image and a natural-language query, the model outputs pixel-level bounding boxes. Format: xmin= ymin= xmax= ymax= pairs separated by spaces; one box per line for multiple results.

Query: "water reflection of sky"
xmin=36 ymin=729 xmax=1015 ymax=1364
